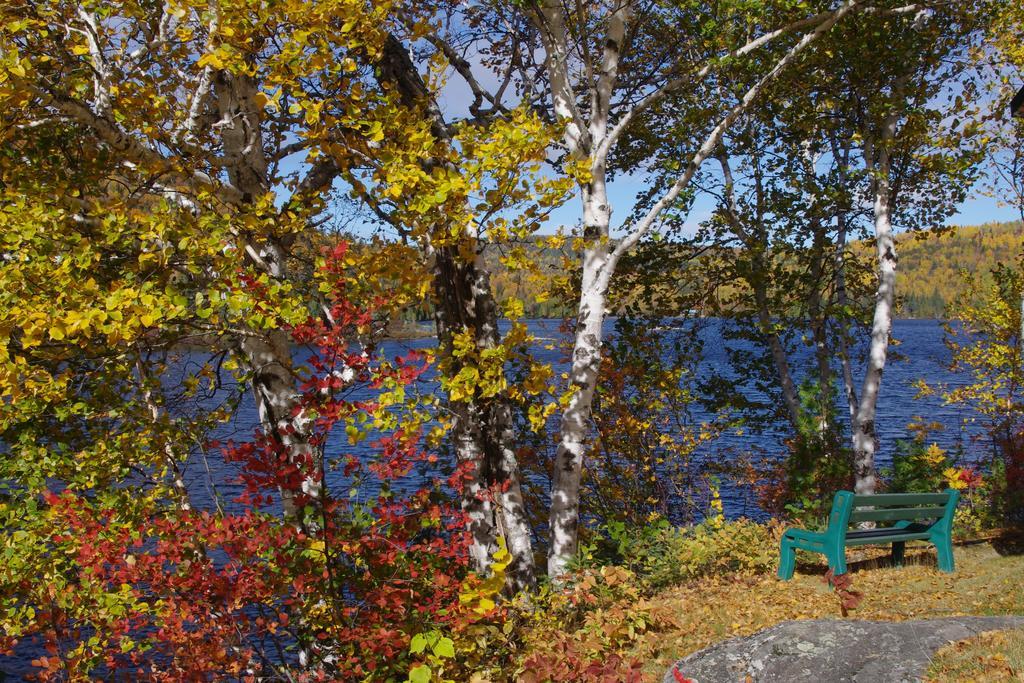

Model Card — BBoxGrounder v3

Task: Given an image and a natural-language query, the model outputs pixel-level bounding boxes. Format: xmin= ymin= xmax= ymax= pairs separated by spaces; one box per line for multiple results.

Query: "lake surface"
xmin=177 ymin=317 xmax=988 ymax=521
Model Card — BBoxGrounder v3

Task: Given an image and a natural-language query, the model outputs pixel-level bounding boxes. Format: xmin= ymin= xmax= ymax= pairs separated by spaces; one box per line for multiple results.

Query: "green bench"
xmin=778 ymin=489 xmax=960 ymax=580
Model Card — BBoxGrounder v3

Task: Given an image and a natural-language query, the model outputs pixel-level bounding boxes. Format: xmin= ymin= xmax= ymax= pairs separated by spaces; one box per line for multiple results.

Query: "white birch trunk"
xmin=466 ymin=252 xmax=536 ymax=590
xmin=374 ymin=33 xmax=538 ymax=587
xmin=449 ymin=400 xmax=498 ymax=571
xmin=212 ymin=70 xmax=321 ymax=520
xmin=852 ymin=139 xmax=896 ymax=496
xmin=431 ymin=250 xmax=537 ymax=588
xmin=534 ymin=0 xmax=629 ymax=582
xmin=240 ymin=330 xmax=318 ymax=518
xmin=547 ymin=193 xmax=612 ymax=580
xmin=489 ymin=399 xmax=537 ymax=591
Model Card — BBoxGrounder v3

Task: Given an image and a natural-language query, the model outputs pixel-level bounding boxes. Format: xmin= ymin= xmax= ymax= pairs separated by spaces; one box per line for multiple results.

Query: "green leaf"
xmin=408 ymin=664 xmax=431 ymax=683
xmin=432 ymin=637 xmax=455 ymax=659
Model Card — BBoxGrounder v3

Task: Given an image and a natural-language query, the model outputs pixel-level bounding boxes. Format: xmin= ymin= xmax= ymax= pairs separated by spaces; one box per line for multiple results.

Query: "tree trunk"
xmin=211 ymin=70 xmax=321 ymax=522
xmin=376 ymin=34 xmax=537 ymax=588
xmin=488 ymin=399 xmax=536 ymax=591
xmin=806 ymin=221 xmax=833 ymax=433
xmin=720 ymin=149 xmax=802 ymax=431
xmin=752 ymin=260 xmax=803 ymax=431
xmin=547 ymin=192 xmax=612 ymax=580
xmin=432 ymin=246 xmax=536 ymax=589
xmin=835 ymin=211 xmax=860 ymax=427
xmin=240 ymin=329 xmax=318 ymax=519
xmin=798 ymin=141 xmax=832 ymax=425
xmin=852 ymin=147 xmax=897 ymax=496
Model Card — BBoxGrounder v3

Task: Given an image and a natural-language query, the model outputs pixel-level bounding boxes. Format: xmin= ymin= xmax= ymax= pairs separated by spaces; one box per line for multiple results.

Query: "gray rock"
xmin=663 ymin=616 xmax=1024 ymax=683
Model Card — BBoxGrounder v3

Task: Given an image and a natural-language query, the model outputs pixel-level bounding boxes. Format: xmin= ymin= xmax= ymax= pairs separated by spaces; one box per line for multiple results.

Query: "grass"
xmin=926 ymin=628 xmax=1024 ymax=681
xmin=618 ymin=532 xmax=1024 ymax=680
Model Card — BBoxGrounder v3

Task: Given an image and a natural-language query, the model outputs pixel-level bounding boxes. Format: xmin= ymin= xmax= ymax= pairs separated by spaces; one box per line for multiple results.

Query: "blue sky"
xmin=534 ymin=175 xmax=1021 ymax=238
xmin=948 ymin=193 xmax=1021 ymax=226
xmin=423 ymin=28 xmax=1023 ymax=239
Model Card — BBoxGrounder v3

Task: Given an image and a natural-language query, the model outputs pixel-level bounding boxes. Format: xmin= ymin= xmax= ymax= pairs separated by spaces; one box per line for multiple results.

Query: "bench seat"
xmin=844 ymin=527 xmax=932 ymax=545
xmin=778 ymin=489 xmax=960 ymax=579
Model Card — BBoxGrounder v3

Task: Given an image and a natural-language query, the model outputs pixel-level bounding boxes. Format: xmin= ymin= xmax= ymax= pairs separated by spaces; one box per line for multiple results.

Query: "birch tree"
xmin=0 ymin=0 xmax=569 ymax=594
xmin=702 ymin=124 xmax=870 ymax=438
xmin=689 ymin=6 xmax=986 ymax=499
xmin=523 ymin=0 xmax=880 ymax=579
xmin=827 ymin=9 xmax=985 ymax=494
xmin=0 ymin=0 xmax=396 ymax=530
xmin=356 ymin=19 xmax=573 ymax=589
xmin=681 ymin=75 xmax=881 ymax=518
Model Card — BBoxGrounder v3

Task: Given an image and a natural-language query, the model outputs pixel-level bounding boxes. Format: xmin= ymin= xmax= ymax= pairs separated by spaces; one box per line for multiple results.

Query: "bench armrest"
xmin=782 ymin=528 xmax=826 ymax=542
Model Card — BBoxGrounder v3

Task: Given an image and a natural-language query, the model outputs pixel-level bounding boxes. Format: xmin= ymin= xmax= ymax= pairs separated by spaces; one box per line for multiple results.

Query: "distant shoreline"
xmin=167 ymin=316 xmax=950 ymax=351
xmin=384 ymin=320 xmax=436 ymax=340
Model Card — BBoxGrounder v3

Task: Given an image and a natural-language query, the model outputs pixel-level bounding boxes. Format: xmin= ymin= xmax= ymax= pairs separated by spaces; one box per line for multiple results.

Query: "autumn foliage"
xmin=0 ymin=244 xmax=503 ymax=680
xmin=2 ymin=0 xmax=1024 ymax=680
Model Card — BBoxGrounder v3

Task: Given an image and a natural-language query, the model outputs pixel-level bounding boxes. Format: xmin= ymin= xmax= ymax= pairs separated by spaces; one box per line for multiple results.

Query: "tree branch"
xmin=590 ymin=0 xmax=632 ymax=145
xmin=180 ymin=6 xmax=221 ymax=142
xmin=76 ymin=6 xmax=113 ymax=118
xmin=611 ymin=0 xmax=861 ymax=262
xmin=598 ymin=5 xmax=867 ymax=163
xmin=28 ymin=85 xmax=243 ymax=199
xmin=531 ymin=0 xmax=590 ymax=157
xmin=419 ymin=30 xmax=496 ymax=118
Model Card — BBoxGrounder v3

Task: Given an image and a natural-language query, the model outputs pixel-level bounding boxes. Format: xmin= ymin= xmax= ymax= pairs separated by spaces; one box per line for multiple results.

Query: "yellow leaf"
xmin=197 ymin=52 xmax=224 ymax=69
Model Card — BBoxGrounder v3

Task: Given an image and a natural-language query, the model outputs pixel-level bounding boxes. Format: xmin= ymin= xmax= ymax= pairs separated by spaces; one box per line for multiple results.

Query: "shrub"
xmin=883 ymin=429 xmax=999 ymax=538
xmin=887 ymin=437 xmax=956 ymax=493
xmin=759 ymin=380 xmax=854 ymax=527
xmin=936 ymin=260 xmax=1024 ymax=524
xmin=991 ymin=428 xmax=1024 ymax=524
xmin=517 ymin=565 xmax=666 ymax=682
xmin=584 ymin=517 xmax=780 ymax=591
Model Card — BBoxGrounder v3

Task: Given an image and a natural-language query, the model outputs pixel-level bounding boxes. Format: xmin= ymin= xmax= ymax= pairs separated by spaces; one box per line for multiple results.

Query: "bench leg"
xmin=935 ymin=537 xmax=955 ymax=573
xmin=892 ymin=541 xmax=905 ymax=568
xmin=827 ymin=547 xmax=847 ymax=576
xmin=778 ymin=540 xmax=796 ymax=580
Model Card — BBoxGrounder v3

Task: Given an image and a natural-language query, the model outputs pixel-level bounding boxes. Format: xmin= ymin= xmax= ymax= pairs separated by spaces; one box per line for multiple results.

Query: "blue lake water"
xmin=174 ymin=317 xmax=988 ymax=521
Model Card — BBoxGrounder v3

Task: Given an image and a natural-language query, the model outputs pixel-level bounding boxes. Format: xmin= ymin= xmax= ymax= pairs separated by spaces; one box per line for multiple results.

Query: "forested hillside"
xmin=897 ymin=221 xmax=1024 ymax=318
xmin=465 ymin=221 xmax=1024 ymax=322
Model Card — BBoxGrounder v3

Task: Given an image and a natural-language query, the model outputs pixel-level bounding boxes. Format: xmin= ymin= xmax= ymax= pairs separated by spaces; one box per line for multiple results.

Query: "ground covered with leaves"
xmin=927 ymin=627 xmax=1024 ymax=681
xmin=550 ymin=532 xmax=1024 ymax=681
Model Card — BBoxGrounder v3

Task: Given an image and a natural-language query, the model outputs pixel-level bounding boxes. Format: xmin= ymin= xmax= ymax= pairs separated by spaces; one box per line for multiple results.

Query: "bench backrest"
xmin=825 ymin=489 xmax=960 ymax=540
xmin=848 ymin=491 xmax=956 ymax=524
